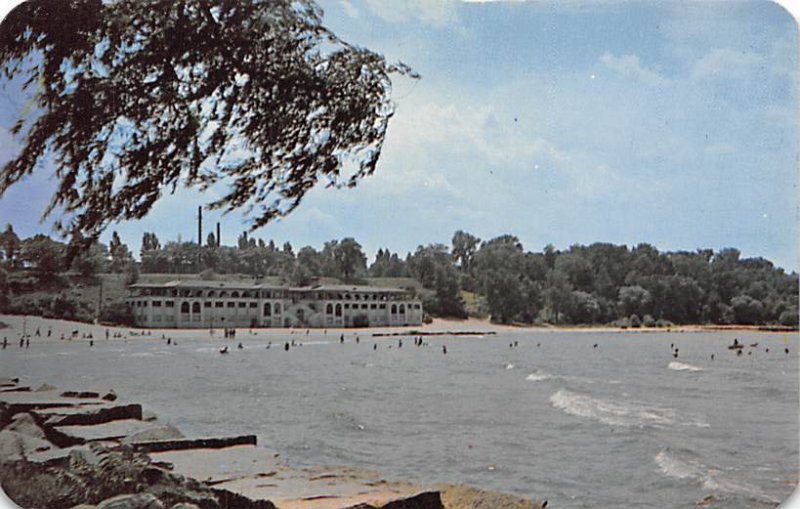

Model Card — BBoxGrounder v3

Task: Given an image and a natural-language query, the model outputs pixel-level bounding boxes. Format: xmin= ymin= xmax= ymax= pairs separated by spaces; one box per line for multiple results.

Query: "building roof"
xmin=129 ymin=281 xmax=411 ymax=293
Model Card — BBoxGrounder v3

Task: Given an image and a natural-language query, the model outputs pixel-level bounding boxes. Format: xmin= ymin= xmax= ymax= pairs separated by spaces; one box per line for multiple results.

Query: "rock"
xmin=103 ymin=391 xmax=118 ymax=402
xmin=97 ymin=493 xmax=164 ymax=509
xmin=438 ymin=484 xmax=538 ymax=509
xmin=383 ymin=491 xmax=443 ymax=509
xmin=71 ymin=505 xmax=98 ymax=509
xmin=122 ymin=424 xmax=184 ymax=444
xmin=3 ymin=412 xmax=46 ymax=440
xmin=36 ymin=383 xmax=57 ymax=392
xmin=142 ymin=410 xmax=159 ymax=422
xmin=169 ymin=504 xmax=202 ymax=509
xmin=0 ymin=429 xmax=53 ymax=460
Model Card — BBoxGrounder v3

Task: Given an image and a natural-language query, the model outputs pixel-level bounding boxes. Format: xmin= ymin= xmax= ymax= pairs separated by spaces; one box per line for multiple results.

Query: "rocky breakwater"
xmin=0 ymin=377 xmax=544 ymax=509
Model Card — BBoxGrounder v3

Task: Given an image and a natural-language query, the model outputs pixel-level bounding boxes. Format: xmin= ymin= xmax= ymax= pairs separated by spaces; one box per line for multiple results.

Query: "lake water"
xmin=1 ymin=329 xmax=797 ymax=508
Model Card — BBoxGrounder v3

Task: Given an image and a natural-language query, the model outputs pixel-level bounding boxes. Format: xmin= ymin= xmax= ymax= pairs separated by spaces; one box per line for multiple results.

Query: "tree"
xmin=71 ymin=241 xmax=108 ymax=279
xmin=108 ymin=231 xmax=133 ymax=273
xmin=0 ymin=0 xmax=415 ymax=258
xmin=206 ymin=232 xmax=217 ymax=248
xmin=333 ymin=238 xmax=366 ymax=282
xmin=0 ymin=224 xmax=20 ymax=268
xmin=20 ymin=234 xmax=65 ymax=278
xmin=451 ymin=230 xmax=480 ymax=273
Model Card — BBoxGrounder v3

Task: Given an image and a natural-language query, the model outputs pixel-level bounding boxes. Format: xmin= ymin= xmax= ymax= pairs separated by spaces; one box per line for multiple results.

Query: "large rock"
xmin=122 ymin=424 xmax=184 ymax=445
xmin=96 ymin=493 xmax=165 ymax=509
xmin=0 ymin=429 xmax=53 ymax=460
xmin=169 ymin=504 xmax=202 ymax=509
xmin=3 ymin=412 xmax=47 ymax=440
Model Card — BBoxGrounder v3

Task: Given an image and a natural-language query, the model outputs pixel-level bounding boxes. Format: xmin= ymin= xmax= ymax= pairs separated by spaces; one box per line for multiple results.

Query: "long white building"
xmin=126 ymin=281 xmax=423 ymax=328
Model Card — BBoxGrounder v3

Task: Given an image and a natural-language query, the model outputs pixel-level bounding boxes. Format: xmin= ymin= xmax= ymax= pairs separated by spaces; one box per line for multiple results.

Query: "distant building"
xmin=126 ymin=281 xmax=423 ymax=328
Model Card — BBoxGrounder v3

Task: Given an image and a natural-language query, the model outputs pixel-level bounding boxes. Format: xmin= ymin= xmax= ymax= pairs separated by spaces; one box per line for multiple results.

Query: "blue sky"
xmin=0 ymin=0 xmax=797 ymax=270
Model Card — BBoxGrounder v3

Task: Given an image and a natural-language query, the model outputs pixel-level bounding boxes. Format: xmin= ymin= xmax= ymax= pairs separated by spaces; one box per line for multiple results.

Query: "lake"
xmin=1 ymin=328 xmax=797 ymax=508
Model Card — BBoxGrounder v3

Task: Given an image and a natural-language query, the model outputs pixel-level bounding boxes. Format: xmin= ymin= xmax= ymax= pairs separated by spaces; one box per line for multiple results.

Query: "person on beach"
xmin=356 ymin=336 xmax=360 ymax=344
xmin=398 ymin=339 xmax=402 ymax=348
xmin=373 ymin=343 xmax=377 ymax=350
xmin=238 ymin=342 xmax=243 ymax=349
xmin=25 ymin=338 xmax=29 ymax=348
xmin=19 ymin=337 xmax=24 ymax=347
xmin=284 ymin=342 xmax=290 ymax=351
xmin=2 ymin=337 xmax=7 ymax=349
xmin=167 ymin=337 xmax=171 ymax=345
xmin=340 ymin=334 xmax=344 ymax=344
xmin=89 ymin=340 xmax=94 ymax=347
xmin=443 ymin=345 xmax=447 ymax=355
xmin=35 ymin=327 xmax=40 ymax=337
xmin=106 ymin=329 xmax=109 ymax=340
xmin=47 ymin=328 xmax=51 ymax=337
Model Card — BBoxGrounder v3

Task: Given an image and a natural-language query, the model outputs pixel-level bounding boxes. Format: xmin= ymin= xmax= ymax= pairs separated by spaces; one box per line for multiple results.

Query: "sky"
xmin=0 ymin=0 xmax=797 ymax=271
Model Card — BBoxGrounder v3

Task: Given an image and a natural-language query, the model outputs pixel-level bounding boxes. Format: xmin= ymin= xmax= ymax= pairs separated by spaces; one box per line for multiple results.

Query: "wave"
xmin=668 ymin=361 xmax=703 ymax=372
xmin=505 ymin=363 xmax=515 ymax=370
xmin=525 ymin=371 xmax=552 ymax=382
xmin=550 ymin=389 xmax=709 ymax=428
xmin=655 ymin=449 xmax=779 ymax=503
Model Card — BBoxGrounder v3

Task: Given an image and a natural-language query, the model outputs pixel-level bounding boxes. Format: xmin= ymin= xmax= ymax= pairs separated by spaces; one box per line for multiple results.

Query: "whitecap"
xmin=525 ymin=371 xmax=551 ymax=382
xmin=655 ymin=449 xmax=778 ymax=503
xmin=668 ymin=361 xmax=703 ymax=372
xmin=550 ymin=388 xmax=679 ymax=428
xmin=505 ymin=363 xmax=515 ymax=370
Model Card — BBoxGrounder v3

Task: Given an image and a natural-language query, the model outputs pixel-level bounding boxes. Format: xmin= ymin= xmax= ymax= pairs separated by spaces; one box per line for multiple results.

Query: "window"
xmin=219 ymin=291 xmax=228 ymax=298
xmin=181 ymin=302 xmax=190 ymax=313
xmin=165 ymin=301 xmax=175 ymax=308
xmin=391 ymin=304 xmax=397 ymax=314
xmin=192 ymin=302 xmax=201 ymax=313
xmin=153 ymin=301 xmax=162 ymax=307
xmin=399 ymin=304 xmax=406 ymax=314
xmin=215 ymin=302 xmax=223 ymax=308
xmin=208 ymin=291 xmax=216 ymax=297
xmin=335 ymin=304 xmax=342 ymax=317
xmin=414 ymin=304 xmax=421 ymax=310
xmin=362 ymin=304 xmax=368 ymax=310
xmin=370 ymin=304 xmax=377 ymax=310
xmin=274 ymin=303 xmax=281 ymax=314
xmin=231 ymin=291 xmax=240 ymax=298
xmin=379 ymin=304 xmax=386 ymax=309
xmin=249 ymin=302 xmax=257 ymax=308
xmin=264 ymin=304 xmax=272 ymax=316
xmin=238 ymin=302 xmax=246 ymax=308
xmin=345 ymin=304 xmax=350 ymax=309
xmin=326 ymin=304 xmax=333 ymax=314
xmin=204 ymin=302 xmax=211 ymax=308
xmin=227 ymin=302 xmax=235 ymax=308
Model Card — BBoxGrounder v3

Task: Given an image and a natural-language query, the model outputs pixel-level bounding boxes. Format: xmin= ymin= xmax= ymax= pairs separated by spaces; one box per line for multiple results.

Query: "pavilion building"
xmin=126 ymin=281 xmax=423 ymax=328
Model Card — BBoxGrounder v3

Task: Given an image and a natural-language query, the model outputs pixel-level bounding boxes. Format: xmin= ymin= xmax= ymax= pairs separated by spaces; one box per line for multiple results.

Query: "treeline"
xmin=0 ymin=224 xmax=797 ymax=326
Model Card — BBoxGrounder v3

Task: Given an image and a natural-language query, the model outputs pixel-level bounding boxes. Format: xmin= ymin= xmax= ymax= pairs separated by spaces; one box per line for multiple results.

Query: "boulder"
xmin=103 ymin=391 xmax=118 ymax=402
xmin=383 ymin=491 xmax=443 ymax=509
xmin=36 ymin=383 xmax=58 ymax=392
xmin=3 ymin=412 xmax=47 ymax=440
xmin=122 ymin=424 xmax=184 ymax=445
xmin=71 ymin=505 xmax=99 ymax=509
xmin=0 ymin=429 xmax=53 ymax=460
xmin=169 ymin=504 xmax=202 ymax=509
xmin=96 ymin=493 xmax=164 ymax=509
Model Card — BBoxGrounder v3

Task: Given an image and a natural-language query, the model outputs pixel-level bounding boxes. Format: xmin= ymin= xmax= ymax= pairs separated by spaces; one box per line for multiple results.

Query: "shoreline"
xmin=0 ymin=314 xmax=794 ymax=345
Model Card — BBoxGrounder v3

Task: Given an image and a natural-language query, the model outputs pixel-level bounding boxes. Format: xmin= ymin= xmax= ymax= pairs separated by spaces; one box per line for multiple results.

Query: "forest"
xmin=0 ymin=224 xmax=797 ymax=327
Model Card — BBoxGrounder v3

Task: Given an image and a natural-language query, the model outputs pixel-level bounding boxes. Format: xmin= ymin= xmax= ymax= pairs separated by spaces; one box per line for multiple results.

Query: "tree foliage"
xmin=0 ymin=0 xmax=415 ymax=258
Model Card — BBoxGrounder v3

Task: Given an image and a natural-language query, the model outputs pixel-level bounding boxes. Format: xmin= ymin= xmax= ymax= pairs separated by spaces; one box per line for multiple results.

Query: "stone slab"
xmin=149 ymin=444 xmax=284 ymax=484
xmin=56 ymin=419 xmax=160 ymax=441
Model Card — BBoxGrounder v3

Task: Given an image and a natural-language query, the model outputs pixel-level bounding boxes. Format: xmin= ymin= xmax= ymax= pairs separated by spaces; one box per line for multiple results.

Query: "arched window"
xmin=391 ymin=304 xmax=397 ymax=314
xmin=264 ymin=303 xmax=271 ymax=316
xmin=274 ymin=303 xmax=281 ymax=314
xmin=194 ymin=290 xmax=203 ymax=297
xmin=399 ymin=304 xmax=406 ymax=314
xmin=181 ymin=302 xmax=190 ymax=313
xmin=219 ymin=291 xmax=228 ymax=298
xmin=326 ymin=304 xmax=333 ymax=314
xmin=192 ymin=302 xmax=201 ymax=313
xmin=231 ymin=291 xmax=240 ymax=298
xmin=208 ymin=290 xmax=216 ymax=297
xmin=335 ymin=304 xmax=342 ymax=317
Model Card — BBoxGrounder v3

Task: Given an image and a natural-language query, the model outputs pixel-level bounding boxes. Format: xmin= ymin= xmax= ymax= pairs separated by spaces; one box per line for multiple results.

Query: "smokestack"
xmin=216 ymin=222 xmax=221 ymax=248
xmin=198 ymin=206 xmax=202 ymax=246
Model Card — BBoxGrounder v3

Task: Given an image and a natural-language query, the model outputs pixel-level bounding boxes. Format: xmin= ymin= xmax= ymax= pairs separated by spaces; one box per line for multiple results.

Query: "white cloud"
xmin=339 ymin=0 xmax=359 ymax=18
xmin=600 ymin=52 xmax=666 ymax=86
xmin=362 ymin=0 xmax=458 ymax=26
xmin=690 ymin=48 xmax=762 ymax=81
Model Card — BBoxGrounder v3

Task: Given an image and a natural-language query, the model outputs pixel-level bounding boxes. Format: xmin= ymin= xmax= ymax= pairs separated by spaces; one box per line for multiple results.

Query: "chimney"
xmin=198 ymin=206 xmax=202 ymax=246
xmin=216 ymin=222 xmax=221 ymax=247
